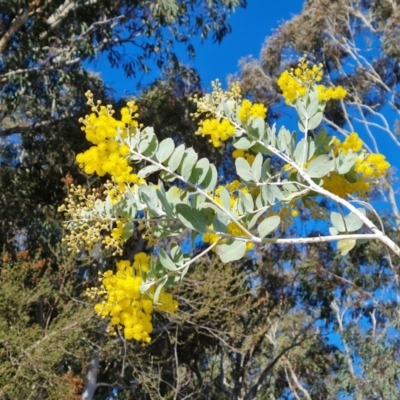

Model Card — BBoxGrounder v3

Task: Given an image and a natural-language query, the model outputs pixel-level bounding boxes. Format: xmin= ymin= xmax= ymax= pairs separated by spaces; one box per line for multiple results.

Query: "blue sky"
xmin=89 ymin=0 xmax=305 ymax=96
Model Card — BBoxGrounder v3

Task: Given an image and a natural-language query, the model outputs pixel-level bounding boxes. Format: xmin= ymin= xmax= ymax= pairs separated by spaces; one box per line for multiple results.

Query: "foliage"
xmin=0 ymin=0 xmax=245 ymax=255
xmin=0 ymin=248 xmax=94 ymax=399
xmin=57 ymin=56 xmax=400 ymax=400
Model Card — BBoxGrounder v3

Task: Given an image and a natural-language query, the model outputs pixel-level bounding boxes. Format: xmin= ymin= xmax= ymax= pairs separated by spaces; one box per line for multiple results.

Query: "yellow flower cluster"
xmin=238 ymin=99 xmax=267 ymax=123
xmin=322 ymin=172 xmax=370 ymax=198
xmin=355 ymin=154 xmax=390 ymax=178
xmin=316 ymin=85 xmax=348 ymax=102
xmin=88 ymin=253 xmax=178 ymax=343
xmin=232 ymin=148 xmax=255 ymax=165
xmin=76 ymin=91 xmax=143 ymax=185
xmin=197 ymin=118 xmax=236 ymax=147
xmin=323 ymin=132 xmax=390 ymax=197
xmin=277 ymin=57 xmax=347 ymax=104
xmin=333 ymin=132 xmax=363 ymax=154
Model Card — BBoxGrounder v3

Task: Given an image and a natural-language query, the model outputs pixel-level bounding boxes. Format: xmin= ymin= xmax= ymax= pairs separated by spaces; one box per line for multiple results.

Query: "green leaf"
xmin=329 ymin=227 xmax=338 ymax=235
xmin=216 ymin=240 xmax=246 ymax=263
xmin=337 ymin=151 xmax=358 ymax=174
xmin=156 ymin=187 xmax=175 ymax=218
xmin=156 ymin=138 xmax=175 ymax=163
xmin=294 ymin=138 xmax=315 ymax=164
xmin=168 ymin=144 xmax=185 ymax=172
xmin=261 ymin=158 xmax=271 ymax=181
xmin=181 ymin=148 xmax=198 ymax=180
xmin=245 ymin=209 xmax=265 ymax=230
xmin=170 ymin=243 xmax=183 ymax=264
xmin=261 ymin=184 xmax=284 ymax=204
xmin=159 ymin=249 xmax=178 ymax=271
xmin=238 ymin=191 xmax=254 ymax=213
xmin=166 ymin=186 xmax=186 ymax=207
xmin=213 ymin=212 xmax=229 ymax=232
xmin=137 ymin=165 xmax=160 ymax=178
xmin=153 ymin=277 xmax=168 ymax=304
xmin=139 ymin=186 xmax=162 ymax=216
xmin=251 ymin=142 xmax=273 ymax=156
xmin=337 ymin=239 xmax=356 ymax=256
xmin=258 ymin=215 xmax=280 ymax=239
xmin=306 ymin=154 xmax=335 ymax=178
xmin=176 ymin=203 xmax=208 ymax=233
xmin=331 ymin=212 xmax=346 ymax=232
xmin=278 ymin=127 xmax=292 ymax=154
xmin=219 ymin=187 xmax=231 ymax=210
xmin=295 ymin=98 xmax=307 ymax=119
xmin=249 ymin=117 xmax=265 ymax=140
xmin=200 ymin=164 xmax=218 ymax=192
xmin=142 ymin=131 xmax=158 ymax=157
xmin=331 ymin=209 xmax=365 ymax=232
xmin=236 ymin=157 xmax=255 ymax=182
xmin=234 ymin=137 xmax=255 ymax=149
xmin=251 ymin=153 xmax=263 ymax=182
xmin=308 ymin=111 xmax=323 ymax=131
xmin=306 ymin=96 xmax=320 ymax=117
xmin=190 ymin=158 xmax=210 ymax=185
xmin=121 ymin=221 xmax=135 ymax=241
xmin=344 ymin=209 xmax=365 ymax=232
xmin=138 ymin=127 xmax=156 ymax=154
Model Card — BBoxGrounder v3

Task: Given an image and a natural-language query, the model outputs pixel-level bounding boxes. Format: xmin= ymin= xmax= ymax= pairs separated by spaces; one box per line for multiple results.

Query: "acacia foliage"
xmin=0 ymin=0 xmax=245 ymax=255
xmin=53 ymin=55 xmax=400 ymax=399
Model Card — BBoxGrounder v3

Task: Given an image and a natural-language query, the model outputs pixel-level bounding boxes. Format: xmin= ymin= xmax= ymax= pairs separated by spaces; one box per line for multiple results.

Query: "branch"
xmin=0 ymin=117 xmax=72 ymax=138
xmin=46 ymin=0 xmax=98 ymax=30
xmin=82 ymin=351 xmax=100 ymax=400
xmin=0 ymin=3 xmax=35 ymax=53
xmin=243 ymin=337 xmax=311 ymax=400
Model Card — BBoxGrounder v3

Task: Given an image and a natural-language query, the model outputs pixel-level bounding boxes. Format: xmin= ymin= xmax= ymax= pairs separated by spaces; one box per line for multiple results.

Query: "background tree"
xmin=234 ymin=0 xmax=400 ymax=397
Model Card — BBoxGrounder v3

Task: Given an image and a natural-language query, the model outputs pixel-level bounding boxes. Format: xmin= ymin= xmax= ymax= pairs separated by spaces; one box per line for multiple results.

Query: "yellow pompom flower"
xmin=238 ymin=99 xmax=267 ymax=123
xmin=89 ymin=253 xmax=178 ymax=343
xmin=277 ymin=56 xmax=346 ymax=104
xmin=197 ymin=118 xmax=235 ymax=147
